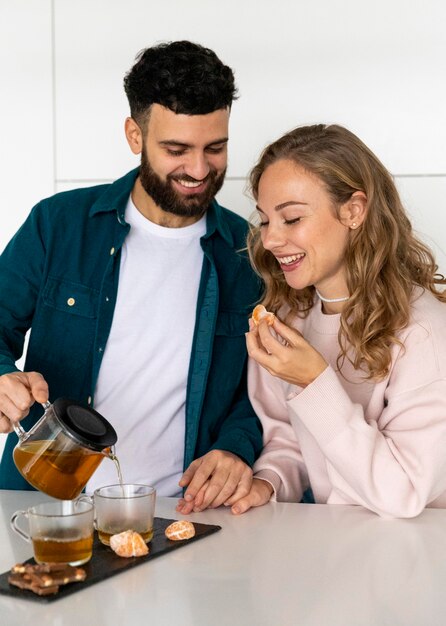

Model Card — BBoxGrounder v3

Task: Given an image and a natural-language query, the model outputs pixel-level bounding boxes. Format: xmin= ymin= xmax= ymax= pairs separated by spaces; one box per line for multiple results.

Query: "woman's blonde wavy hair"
xmin=247 ymin=124 xmax=446 ymax=381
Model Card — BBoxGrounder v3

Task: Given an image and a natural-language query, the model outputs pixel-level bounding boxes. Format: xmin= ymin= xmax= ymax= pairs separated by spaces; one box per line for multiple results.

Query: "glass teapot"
xmin=13 ymin=397 xmax=117 ymax=500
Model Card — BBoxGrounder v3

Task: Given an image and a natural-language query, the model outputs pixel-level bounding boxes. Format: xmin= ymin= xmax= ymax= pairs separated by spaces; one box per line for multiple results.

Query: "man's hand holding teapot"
xmin=0 ymin=372 xmax=49 ymax=433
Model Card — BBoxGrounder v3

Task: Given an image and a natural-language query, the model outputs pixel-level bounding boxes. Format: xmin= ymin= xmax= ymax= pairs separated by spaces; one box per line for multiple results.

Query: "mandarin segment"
xmin=109 ymin=530 xmax=149 ymax=557
xmin=165 ymin=520 xmax=195 ymax=541
xmin=252 ymin=304 xmax=275 ymax=326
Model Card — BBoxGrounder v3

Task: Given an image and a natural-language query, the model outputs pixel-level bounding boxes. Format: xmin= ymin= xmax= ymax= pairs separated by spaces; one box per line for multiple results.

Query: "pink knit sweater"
xmin=250 ymin=289 xmax=446 ymax=517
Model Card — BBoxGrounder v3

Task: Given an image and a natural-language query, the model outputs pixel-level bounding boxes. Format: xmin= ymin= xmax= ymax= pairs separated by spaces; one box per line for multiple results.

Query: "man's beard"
xmin=139 ymin=149 xmax=226 ymax=219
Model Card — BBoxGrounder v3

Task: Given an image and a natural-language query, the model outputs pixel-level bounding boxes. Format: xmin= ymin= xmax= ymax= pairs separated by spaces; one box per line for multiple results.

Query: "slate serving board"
xmin=0 ymin=517 xmax=221 ymax=603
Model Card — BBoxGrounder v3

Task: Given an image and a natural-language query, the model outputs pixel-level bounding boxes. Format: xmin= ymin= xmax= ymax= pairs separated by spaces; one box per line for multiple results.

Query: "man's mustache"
xmin=169 ymin=171 xmax=216 ymax=184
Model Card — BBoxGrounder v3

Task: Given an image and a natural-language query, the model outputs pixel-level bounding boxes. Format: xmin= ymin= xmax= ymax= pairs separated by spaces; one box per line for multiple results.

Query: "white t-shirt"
xmin=87 ymin=197 xmax=206 ymax=495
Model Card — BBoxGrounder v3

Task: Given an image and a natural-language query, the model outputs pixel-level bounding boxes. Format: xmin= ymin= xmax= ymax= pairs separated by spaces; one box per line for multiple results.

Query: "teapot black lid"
xmin=52 ymin=398 xmax=117 ymax=450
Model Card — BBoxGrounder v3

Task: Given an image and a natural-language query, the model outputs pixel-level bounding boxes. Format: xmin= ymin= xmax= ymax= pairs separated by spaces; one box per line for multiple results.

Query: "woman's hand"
xmin=230 ymin=477 xmax=274 ymax=515
xmin=246 ymin=317 xmax=328 ymax=387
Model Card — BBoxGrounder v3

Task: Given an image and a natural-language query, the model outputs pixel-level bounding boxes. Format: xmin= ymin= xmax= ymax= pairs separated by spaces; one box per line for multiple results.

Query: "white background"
xmin=1 ymin=0 xmax=446 ymax=455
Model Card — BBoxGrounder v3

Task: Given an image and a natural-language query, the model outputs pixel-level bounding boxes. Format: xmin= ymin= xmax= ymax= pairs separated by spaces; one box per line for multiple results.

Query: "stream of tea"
xmin=108 ymin=446 xmax=125 ymax=495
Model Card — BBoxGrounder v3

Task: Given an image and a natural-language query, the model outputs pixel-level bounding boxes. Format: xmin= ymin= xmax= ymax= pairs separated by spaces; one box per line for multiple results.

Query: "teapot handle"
xmin=12 ymin=422 xmax=26 ymax=441
xmin=13 ymin=401 xmax=52 ymax=441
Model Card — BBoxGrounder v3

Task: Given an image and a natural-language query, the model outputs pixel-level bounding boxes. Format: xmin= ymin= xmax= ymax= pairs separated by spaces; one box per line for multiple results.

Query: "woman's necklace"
xmin=315 ymin=289 xmax=349 ymax=303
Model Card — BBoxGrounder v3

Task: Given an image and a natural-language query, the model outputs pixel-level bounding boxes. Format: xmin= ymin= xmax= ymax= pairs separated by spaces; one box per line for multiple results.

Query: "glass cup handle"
xmin=77 ymin=495 xmax=97 ymax=528
xmin=10 ymin=510 xmax=31 ymax=543
xmin=77 ymin=495 xmax=93 ymax=506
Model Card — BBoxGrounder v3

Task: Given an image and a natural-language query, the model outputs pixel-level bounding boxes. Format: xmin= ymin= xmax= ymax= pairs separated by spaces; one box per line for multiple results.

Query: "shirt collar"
xmin=203 ymin=199 xmax=234 ymax=247
xmin=89 ymin=167 xmax=234 ymax=247
xmin=89 ymin=168 xmax=139 ymax=219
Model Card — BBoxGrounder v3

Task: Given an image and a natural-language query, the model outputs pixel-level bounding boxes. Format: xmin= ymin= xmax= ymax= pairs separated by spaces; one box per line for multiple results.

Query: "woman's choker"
xmin=315 ymin=289 xmax=349 ymax=303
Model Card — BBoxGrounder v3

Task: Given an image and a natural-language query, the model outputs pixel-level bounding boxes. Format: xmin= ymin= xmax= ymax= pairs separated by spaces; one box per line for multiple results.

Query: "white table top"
xmin=1 ymin=490 xmax=446 ymax=626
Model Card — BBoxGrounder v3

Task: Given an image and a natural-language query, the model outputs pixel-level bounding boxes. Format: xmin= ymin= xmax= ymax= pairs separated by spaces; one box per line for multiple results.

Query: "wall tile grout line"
xmin=394 ymin=173 xmax=446 ymax=178
xmin=57 ymin=174 xmax=446 ymax=185
xmin=56 ymin=177 xmax=250 ymax=183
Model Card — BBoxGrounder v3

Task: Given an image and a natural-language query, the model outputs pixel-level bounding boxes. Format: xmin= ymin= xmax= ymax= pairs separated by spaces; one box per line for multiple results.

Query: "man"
xmin=0 ymin=41 xmax=263 ymax=514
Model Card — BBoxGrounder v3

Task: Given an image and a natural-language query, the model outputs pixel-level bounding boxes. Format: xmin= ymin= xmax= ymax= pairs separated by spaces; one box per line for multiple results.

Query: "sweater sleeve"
xmin=248 ymin=357 xmax=309 ymax=502
xmin=288 ymin=316 xmax=446 ymax=518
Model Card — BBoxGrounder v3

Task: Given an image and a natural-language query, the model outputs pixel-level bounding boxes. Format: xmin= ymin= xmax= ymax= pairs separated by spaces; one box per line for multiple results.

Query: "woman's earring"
xmin=351 ymin=222 xmax=357 ymax=229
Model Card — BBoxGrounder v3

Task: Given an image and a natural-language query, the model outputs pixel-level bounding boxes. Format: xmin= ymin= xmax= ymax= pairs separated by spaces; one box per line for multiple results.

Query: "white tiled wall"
xmin=0 ymin=0 xmax=54 ymax=246
xmin=1 ymin=0 xmax=446 ymax=457
xmin=396 ymin=176 xmax=446 ymax=272
xmin=2 ymin=0 xmax=446 ymax=251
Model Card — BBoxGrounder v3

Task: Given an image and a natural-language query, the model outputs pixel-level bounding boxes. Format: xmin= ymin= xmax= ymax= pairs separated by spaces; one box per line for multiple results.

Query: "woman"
xmin=231 ymin=124 xmax=446 ymax=518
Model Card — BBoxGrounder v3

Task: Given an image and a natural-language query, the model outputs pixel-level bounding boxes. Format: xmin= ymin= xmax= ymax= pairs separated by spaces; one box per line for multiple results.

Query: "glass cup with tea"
xmin=86 ymin=484 xmax=156 ymax=546
xmin=12 ymin=398 xmax=118 ymax=500
xmin=10 ymin=500 xmax=94 ymax=566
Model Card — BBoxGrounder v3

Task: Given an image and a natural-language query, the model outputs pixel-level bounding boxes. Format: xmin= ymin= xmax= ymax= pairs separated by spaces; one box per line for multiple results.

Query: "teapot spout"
xmin=101 ymin=446 xmax=115 ymax=458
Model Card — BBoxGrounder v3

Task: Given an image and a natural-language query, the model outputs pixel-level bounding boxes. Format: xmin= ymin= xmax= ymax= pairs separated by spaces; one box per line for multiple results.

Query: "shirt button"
xmin=110 ymin=247 xmax=115 ymax=255
xmin=87 ymin=396 xmax=92 ymax=405
xmin=67 ymin=297 xmax=75 ymax=306
xmin=98 ymin=347 xmax=103 ymax=353
xmin=105 ymin=296 xmax=110 ymax=302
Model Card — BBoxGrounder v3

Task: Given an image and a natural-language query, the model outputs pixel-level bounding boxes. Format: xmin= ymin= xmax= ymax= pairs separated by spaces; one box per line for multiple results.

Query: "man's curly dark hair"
xmin=124 ymin=40 xmax=238 ymax=127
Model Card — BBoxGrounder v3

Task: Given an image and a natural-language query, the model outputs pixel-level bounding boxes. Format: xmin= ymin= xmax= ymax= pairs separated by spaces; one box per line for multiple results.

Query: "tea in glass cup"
xmin=10 ymin=500 xmax=94 ymax=566
xmin=92 ymin=484 xmax=156 ymax=546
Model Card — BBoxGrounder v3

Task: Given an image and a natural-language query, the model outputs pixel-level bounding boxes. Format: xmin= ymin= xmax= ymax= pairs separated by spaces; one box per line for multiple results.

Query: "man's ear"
xmin=125 ymin=117 xmax=143 ymax=155
xmin=339 ymin=191 xmax=368 ymax=230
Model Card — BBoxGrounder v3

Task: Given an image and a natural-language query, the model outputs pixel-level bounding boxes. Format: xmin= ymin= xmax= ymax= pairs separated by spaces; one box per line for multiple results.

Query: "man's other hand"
xmin=176 ymin=450 xmax=253 ymax=514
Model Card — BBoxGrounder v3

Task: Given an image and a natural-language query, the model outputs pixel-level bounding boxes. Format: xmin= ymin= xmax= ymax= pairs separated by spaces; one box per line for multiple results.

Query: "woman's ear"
xmin=340 ymin=191 xmax=367 ymax=230
xmin=124 ymin=117 xmax=143 ymax=155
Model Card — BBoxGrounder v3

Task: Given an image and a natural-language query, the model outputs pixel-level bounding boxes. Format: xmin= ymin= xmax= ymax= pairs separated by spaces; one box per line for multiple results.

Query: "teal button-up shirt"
xmin=0 ymin=168 xmax=263 ymax=490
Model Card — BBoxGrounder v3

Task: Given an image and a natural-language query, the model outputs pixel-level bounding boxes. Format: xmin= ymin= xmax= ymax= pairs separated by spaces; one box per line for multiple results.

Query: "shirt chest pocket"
xmin=207 ymin=310 xmax=250 ymax=396
xmin=43 ymin=277 xmax=99 ymax=318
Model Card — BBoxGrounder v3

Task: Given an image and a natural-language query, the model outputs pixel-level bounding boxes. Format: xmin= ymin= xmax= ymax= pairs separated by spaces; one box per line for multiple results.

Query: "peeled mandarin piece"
xmin=131 ymin=531 xmax=149 ymax=556
xmin=252 ymin=304 xmax=275 ymax=326
xmin=165 ymin=520 xmax=195 ymax=541
xmin=109 ymin=530 xmax=149 ymax=557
